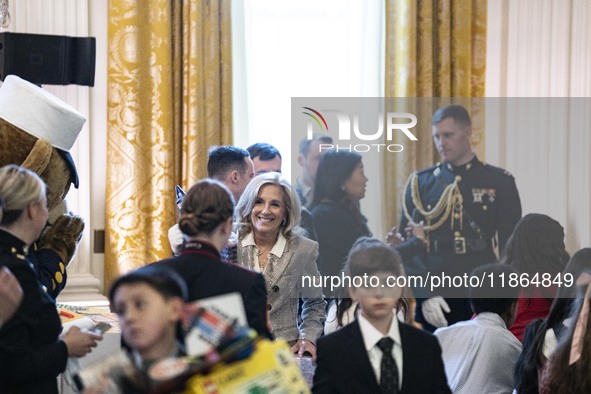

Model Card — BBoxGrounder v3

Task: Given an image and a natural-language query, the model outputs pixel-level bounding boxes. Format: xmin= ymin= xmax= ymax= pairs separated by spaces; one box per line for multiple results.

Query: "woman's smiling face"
xmin=250 ymin=184 xmax=286 ymax=238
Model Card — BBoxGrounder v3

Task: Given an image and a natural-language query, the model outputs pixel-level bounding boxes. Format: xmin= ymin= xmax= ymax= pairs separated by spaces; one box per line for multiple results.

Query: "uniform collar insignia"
xmin=447 ymin=155 xmax=478 ymax=172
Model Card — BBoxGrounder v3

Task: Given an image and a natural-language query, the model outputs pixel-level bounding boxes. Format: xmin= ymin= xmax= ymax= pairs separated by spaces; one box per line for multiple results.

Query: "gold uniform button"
xmin=454 ymin=213 xmax=460 ymax=219
xmin=454 ymin=231 xmax=461 ymax=237
xmin=455 ymin=175 xmax=462 ymax=182
xmin=55 ymin=271 xmax=63 ymax=283
xmin=59 ymin=262 xmax=65 ymax=273
xmin=483 ymin=205 xmax=488 ymax=210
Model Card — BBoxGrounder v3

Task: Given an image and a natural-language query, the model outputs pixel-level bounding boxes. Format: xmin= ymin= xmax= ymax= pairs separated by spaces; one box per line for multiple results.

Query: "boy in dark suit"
xmin=313 ymin=237 xmax=450 ymax=394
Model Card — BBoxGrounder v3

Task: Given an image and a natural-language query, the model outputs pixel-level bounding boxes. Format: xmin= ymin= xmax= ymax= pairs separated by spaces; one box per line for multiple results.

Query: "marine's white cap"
xmin=0 ymin=74 xmax=86 ymax=151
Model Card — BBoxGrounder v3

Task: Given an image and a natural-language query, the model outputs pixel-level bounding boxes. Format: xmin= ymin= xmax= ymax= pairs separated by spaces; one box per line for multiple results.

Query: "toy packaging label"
xmin=185 ymin=340 xmax=310 ymax=394
xmin=185 ymin=293 xmax=247 ymax=356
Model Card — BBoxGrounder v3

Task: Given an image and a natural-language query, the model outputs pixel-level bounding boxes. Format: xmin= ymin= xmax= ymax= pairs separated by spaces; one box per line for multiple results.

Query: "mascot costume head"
xmin=0 ymin=74 xmax=86 ymax=298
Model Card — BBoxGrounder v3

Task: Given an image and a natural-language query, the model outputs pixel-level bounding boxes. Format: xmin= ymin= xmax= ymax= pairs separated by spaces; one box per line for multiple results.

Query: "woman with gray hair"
xmin=234 ymin=172 xmax=326 ymax=360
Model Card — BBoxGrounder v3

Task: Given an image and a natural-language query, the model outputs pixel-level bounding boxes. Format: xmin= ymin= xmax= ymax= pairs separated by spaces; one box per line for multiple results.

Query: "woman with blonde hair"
xmin=234 ymin=172 xmax=325 ymax=359
xmin=0 ymin=165 xmax=101 ymax=393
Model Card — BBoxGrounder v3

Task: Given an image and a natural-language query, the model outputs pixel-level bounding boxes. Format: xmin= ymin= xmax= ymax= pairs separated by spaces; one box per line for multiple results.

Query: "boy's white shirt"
xmin=358 ymin=313 xmax=403 ymax=389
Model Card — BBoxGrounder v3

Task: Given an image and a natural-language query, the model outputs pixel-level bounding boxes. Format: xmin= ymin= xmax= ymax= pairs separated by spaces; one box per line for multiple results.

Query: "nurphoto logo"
xmin=301 ymin=106 xmax=418 ymax=153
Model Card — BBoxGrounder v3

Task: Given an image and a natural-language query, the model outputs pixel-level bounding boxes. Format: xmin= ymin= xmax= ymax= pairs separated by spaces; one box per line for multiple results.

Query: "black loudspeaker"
xmin=0 ymin=32 xmax=96 ymax=87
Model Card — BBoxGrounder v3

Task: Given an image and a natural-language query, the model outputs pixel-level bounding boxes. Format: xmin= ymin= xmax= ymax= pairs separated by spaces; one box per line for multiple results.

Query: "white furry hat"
xmin=0 ymin=74 xmax=86 ymax=151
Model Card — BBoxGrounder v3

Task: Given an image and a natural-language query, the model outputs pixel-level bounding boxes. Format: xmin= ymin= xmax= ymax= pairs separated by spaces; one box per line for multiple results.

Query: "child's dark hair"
xmin=336 ymin=237 xmax=408 ymax=325
xmin=345 ymin=237 xmax=404 ymax=278
xmin=502 ymin=213 xmax=570 ymax=278
xmin=109 ymin=265 xmax=188 ymax=304
xmin=469 ymin=263 xmax=519 ymax=316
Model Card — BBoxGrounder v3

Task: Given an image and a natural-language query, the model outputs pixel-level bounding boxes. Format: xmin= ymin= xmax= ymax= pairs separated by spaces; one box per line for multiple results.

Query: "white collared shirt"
xmin=434 ymin=312 xmax=522 ymax=394
xmin=241 ymin=231 xmax=286 ymax=274
xmin=358 ymin=313 xmax=403 ymax=390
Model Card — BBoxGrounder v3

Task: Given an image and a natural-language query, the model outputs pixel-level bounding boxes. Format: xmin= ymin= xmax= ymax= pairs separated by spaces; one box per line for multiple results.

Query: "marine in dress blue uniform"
xmin=399 ymin=105 xmax=522 ymax=331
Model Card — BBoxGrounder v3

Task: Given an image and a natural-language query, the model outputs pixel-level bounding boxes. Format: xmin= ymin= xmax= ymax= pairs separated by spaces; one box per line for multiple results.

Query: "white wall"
xmin=486 ymin=0 xmax=591 ymax=252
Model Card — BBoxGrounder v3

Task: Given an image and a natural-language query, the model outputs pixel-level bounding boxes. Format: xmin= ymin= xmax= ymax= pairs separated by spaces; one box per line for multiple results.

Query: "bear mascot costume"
xmin=0 ymin=74 xmax=86 ymax=299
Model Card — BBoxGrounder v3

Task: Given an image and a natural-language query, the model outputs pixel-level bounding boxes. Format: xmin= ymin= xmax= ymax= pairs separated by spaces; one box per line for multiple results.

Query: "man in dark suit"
xmin=312 ymin=238 xmax=450 ymax=394
xmin=313 ymin=319 xmax=451 ymax=394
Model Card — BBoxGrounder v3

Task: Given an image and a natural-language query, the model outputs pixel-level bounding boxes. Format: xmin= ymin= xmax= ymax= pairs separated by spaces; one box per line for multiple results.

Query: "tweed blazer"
xmin=237 ymin=233 xmax=326 ymax=344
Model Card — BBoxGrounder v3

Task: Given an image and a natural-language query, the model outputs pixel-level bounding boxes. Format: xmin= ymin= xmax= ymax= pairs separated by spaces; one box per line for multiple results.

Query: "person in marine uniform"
xmin=400 ymin=104 xmax=522 ymax=332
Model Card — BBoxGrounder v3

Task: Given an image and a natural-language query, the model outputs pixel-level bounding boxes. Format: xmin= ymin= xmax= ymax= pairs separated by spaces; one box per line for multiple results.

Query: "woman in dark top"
xmin=311 ymin=151 xmax=426 ymax=325
xmin=310 ymin=150 xmax=371 ymax=285
xmin=0 ymin=165 xmax=100 ymax=393
xmin=311 ymin=151 xmax=425 ymax=275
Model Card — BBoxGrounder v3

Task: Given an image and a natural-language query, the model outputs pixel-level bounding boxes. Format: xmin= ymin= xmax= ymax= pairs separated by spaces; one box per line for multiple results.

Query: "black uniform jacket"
xmin=151 ymin=241 xmax=273 ymax=340
xmin=400 ymin=156 xmax=521 ymax=278
xmin=400 ymin=157 xmax=521 ymax=325
xmin=0 ymin=230 xmax=68 ymax=394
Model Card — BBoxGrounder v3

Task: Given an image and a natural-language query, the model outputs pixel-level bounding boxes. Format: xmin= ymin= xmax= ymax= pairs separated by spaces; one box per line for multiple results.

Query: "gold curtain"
xmin=105 ymin=0 xmax=232 ymax=288
xmin=383 ymin=0 xmax=487 ymax=234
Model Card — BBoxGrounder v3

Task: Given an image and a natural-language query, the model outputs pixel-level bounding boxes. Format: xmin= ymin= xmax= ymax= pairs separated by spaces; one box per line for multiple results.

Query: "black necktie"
xmin=377 ymin=337 xmax=399 ymax=394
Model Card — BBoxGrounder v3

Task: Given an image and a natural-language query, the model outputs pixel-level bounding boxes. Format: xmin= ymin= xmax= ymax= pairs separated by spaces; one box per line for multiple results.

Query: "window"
xmin=233 ymin=0 xmax=384 ymax=178
xmin=232 ymin=0 xmax=385 ymax=234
